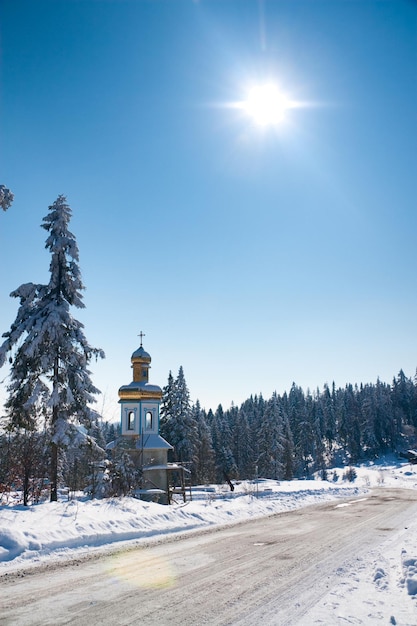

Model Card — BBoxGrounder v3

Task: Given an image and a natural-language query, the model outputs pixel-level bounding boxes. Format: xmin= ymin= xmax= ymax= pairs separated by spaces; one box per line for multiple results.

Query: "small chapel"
xmin=113 ymin=335 xmax=190 ymax=504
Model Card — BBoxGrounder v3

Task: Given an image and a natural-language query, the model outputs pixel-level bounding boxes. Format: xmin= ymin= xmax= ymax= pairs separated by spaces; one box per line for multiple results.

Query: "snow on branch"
xmin=0 ymin=185 xmax=14 ymax=211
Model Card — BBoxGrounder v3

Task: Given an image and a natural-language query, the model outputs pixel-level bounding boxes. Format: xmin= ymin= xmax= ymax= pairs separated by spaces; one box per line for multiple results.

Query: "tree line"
xmin=160 ymin=367 xmax=417 ymax=485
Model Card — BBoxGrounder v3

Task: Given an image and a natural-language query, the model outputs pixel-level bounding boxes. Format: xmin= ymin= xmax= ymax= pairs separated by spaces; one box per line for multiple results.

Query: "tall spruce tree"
xmin=160 ymin=370 xmax=175 ymax=441
xmin=255 ymin=393 xmax=283 ymax=479
xmin=281 ymin=412 xmax=295 ymax=480
xmin=212 ymin=404 xmax=237 ymax=482
xmin=0 ymin=195 xmax=104 ymax=501
xmin=321 ymin=383 xmax=336 ymax=452
xmin=288 ymin=383 xmax=312 ymax=476
xmin=392 ymin=370 xmax=416 ymax=427
xmin=160 ymin=367 xmax=197 ymax=465
xmin=192 ymin=400 xmax=215 ymax=484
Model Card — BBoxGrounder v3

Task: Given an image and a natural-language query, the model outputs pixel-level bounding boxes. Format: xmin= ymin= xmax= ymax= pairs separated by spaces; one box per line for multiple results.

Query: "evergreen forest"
xmin=159 ymin=367 xmax=417 ymax=485
xmin=2 ymin=365 xmax=416 ymax=504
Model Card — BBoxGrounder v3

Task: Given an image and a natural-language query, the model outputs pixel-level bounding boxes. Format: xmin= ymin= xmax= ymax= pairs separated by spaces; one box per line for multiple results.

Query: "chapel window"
xmin=145 ymin=411 xmax=153 ymax=430
xmin=127 ymin=411 xmax=135 ymax=430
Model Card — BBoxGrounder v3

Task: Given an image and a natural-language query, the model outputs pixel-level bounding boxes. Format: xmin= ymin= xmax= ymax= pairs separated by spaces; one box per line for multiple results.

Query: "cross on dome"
xmin=138 ymin=331 xmax=145 ymax=347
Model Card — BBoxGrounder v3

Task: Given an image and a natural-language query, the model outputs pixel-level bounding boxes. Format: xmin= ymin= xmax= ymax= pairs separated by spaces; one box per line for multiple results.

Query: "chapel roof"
xmin=131 ymin=346 xmax=151 ymax=361
xmin=118 ymin=381 xmax=162 ymax=394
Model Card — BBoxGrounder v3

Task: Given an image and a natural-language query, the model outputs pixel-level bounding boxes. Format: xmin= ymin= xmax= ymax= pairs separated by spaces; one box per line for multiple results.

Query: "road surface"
xmin=1 ymin=488 xmax=417 ymax=625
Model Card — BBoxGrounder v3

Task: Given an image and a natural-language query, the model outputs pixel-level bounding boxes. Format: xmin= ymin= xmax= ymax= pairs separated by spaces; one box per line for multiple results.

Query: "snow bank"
xmin=0 ymin=480 xmax=364 ymax=571
xmin=0 ymin=459 xmax=416 ymax=574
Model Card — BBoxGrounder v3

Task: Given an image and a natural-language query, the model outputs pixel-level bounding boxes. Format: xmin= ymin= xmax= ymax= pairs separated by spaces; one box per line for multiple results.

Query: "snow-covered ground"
xmin=1 ymin=459 xmax=417 ymax=624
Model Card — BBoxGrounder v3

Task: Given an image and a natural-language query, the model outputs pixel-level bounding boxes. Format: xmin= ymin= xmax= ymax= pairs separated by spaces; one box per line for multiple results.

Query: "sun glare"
xmin=242 ymin=83 xmax=292 ymax=126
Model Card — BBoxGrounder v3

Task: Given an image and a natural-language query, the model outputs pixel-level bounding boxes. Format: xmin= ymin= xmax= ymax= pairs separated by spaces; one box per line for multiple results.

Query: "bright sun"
xmin=242 ymin=83 xmax=291 ymax=126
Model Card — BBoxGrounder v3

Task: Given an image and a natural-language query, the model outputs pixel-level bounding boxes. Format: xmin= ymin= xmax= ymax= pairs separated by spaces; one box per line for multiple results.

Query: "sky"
xmin=0 ymin=0 xmax=416 ymax=420
xmin=1 ymin=462 xmax=417 ymax=623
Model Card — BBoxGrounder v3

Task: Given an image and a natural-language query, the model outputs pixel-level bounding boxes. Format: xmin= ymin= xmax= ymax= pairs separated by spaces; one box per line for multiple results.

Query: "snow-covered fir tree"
xmin=392 ymin=369 xmax=417 ymax=427
xmin=106 ymin=449 xmax=139 ymax=497
xmin=320 ymin=383 xmax=337 ymax=452
xmin=211 ymin=404 xmax=237 ymax=482
xmin=288 ymin=383 xmax=313 ymax=476
xmin=0 ymin=195 xmax=105 ymax=501
xmin=0 ymin=184 xmax=14 ymax=211
xmin=192 ymin=400 xmax=215 ymax=484
xmin=281 ymin=412 xmax=295 ymax=480
xmin=160 ymin=366 xmax=198 ymax=465
xmin=340 ymin=384 xmax=362 ymax=463
xmin=160 ymin=370 xmax=175 ymax=440
xmin=257 ymin=392 xmax=284 ymax=479
xmin=309 ymin=390 xmax=326 ymax=476
xmin=232 ymin=406 xmax=253 ymax=478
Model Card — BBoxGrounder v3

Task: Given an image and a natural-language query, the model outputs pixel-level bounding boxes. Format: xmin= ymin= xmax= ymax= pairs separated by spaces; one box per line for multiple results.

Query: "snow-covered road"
xmin=1 ymin=488 xmax=417 ymax=625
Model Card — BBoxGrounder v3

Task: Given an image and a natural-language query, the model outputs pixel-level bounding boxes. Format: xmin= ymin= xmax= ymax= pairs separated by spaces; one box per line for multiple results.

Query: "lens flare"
xmin=105 ymin=551 xmax=176 ymax=589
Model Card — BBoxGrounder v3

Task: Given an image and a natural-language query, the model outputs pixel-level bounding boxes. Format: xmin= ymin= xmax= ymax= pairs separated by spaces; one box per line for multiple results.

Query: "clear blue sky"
xmin=1 ymin=0 xmax=416 ymax=420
